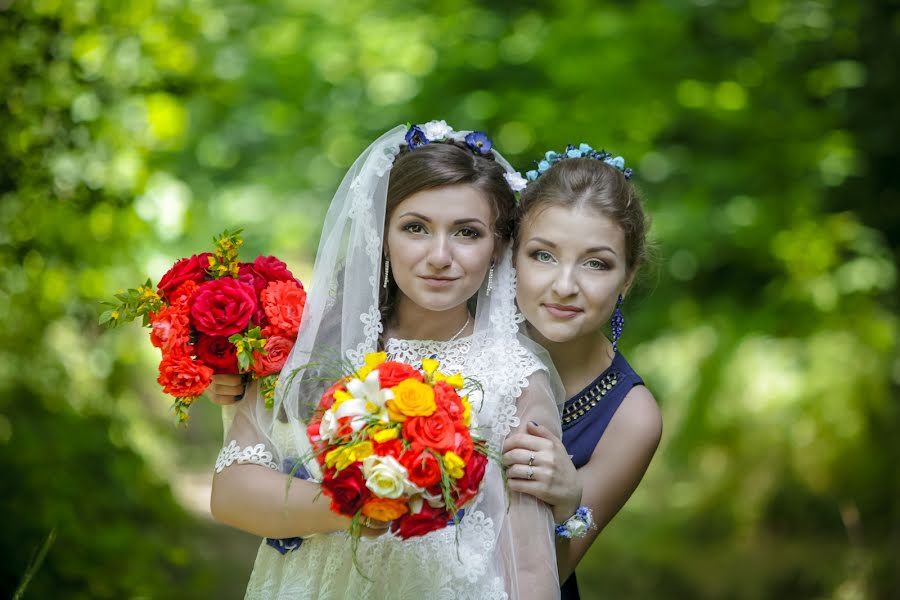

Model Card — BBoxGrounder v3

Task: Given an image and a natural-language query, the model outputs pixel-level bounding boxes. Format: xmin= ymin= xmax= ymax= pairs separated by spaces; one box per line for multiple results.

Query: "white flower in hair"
xmin=504 ymin=171 xmax=529 ymax=192
xmin=421 ymin=119 xmax=454 ymax=140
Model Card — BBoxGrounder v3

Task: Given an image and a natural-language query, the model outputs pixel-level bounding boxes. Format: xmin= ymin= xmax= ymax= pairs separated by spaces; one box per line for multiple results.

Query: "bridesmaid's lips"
xmin=542 ymin=303 xmax=583 ymax=319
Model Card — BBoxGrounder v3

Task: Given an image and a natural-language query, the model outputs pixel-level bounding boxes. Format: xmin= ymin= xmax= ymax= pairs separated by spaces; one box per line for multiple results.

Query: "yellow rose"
xmin=386 ymin=379 xmax=435 ymax=421
xmin=443 ymin=451 xmax=466 ymax=479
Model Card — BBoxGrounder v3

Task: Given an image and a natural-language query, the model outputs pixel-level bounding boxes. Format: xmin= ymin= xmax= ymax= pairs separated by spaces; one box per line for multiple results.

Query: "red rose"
xmin=377 ymin=362 xmax=424 ymax=388
xmin=250 ymin=334 xmax=293 ymax=376
xmin=149 ymin=305 xmax=191 ymax=355
xmin=157 ymin=253 xmax=212 ymax=299
xmin=403 ymin=411 xmax=456 ymax=453
xmin=318 ymin=381 xmax=346 ymax=413
xmin=373 ymin=438 xmax=404 ymax=459
xmin=238 ymin=263 xmax=268 ymax=294
xmin=391 ymin=502 xmax=449 ymax=539
xmin=260 ymin=280 xmax=306 ymax=337
xmin=157 ymin=353 xmax=214 ymax=398
xmin=433 ymin=382 xmax=465 ymax=422
xmin=194 ymin=334 xmax=239 ymax=374
xmin=253 ymin=255 xmax=297 ymax=284
xmin=453 ymin=451 xmax=488 ymax=508
xmin=400 ymin=446 xmax=442 ymax=488
xmin=321 ymin=464 xmax=369 ymax=516
xmin=190 ymin=278 xmax=258 ymax=337
xmin=451 ymin=423 xmax=474 ymax=463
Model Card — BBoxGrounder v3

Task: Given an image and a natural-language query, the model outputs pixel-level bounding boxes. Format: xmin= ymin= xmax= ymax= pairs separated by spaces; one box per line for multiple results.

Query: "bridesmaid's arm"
xmin=557 ymin=386 xmax=662 ymax=581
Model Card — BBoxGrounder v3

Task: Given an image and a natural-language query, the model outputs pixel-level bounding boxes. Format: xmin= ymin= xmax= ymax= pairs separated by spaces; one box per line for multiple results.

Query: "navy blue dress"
xmin=559 ymin=352 xmax=644 ymax=600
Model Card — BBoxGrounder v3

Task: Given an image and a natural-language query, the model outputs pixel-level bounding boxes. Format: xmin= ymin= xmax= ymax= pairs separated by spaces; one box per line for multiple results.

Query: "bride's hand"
xmin=207 ymin=374 xmax=246 ymax=406
xmin=358 ymin=516 xmax=392 ymax=538
xmin=502 ymin=421 xmax=583 ymax=524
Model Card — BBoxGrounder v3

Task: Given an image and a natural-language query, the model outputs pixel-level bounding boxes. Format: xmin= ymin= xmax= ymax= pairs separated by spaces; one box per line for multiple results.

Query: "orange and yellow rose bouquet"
xmin=100 ymin=229 xmax=305 ymax=422
xmin=306 ymin=351 xmax=489 ymax=540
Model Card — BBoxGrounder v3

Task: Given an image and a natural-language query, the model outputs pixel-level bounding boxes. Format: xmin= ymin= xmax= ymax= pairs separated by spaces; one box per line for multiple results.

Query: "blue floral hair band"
xmin=404 ymin=120 xmax=493 ymax=155
xmin=525 ymin=143 xmax=634 ymax=182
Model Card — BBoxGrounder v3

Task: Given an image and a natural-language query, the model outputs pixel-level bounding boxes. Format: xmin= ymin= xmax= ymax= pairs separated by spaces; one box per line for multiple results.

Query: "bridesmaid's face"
xmin=385 ymin=184 xmax=495 ymax=314
xmin=515 ymin=204 xmax=631 ymax=343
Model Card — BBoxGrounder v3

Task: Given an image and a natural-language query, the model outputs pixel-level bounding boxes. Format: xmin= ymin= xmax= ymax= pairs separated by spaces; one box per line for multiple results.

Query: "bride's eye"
xmin=403 ymin=223 xmax=426 ymax=234
xmin=531 ymin=250 xmax=554 ymax=264
xmin=456 ymin=227 xmax=480 ymax=239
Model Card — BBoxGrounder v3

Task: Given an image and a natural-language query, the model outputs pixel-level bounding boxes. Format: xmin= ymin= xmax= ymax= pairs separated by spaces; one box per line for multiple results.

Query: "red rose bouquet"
xmin=305 ymin=352 xmax=490 ymax=541
xmin=101 ymin=229 xmax=306 ymax=422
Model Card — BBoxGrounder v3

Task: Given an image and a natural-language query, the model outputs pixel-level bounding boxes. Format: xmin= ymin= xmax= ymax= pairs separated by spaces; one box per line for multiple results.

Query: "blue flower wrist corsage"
xmin=555 ymin=505 xmax=594 ymax=539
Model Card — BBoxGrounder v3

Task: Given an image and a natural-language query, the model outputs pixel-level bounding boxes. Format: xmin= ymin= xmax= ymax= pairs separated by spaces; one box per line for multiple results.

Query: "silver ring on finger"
xmin=528 ymin=453 xmax=535 ymax=467
xmin=527 ymin=466 xmax=535 ymax=480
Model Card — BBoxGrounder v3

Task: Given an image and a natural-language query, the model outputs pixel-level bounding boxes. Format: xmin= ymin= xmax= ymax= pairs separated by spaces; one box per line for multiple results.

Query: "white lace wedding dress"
xmin=231 ymin=332 xmax=560 ymax=600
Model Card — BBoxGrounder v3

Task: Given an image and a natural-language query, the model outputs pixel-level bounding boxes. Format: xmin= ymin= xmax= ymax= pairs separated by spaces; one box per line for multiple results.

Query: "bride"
xmin=209 ymin=122 xmax=563 ymax=599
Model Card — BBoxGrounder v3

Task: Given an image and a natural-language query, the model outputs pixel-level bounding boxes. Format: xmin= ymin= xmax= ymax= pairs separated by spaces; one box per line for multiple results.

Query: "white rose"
xmin=362 ymin=455 xmax=410 ymax=499
xmin=421 ymin=119 xmax=453 ymax=140
xmin=504 ymin=171 xmax=529 ymax=192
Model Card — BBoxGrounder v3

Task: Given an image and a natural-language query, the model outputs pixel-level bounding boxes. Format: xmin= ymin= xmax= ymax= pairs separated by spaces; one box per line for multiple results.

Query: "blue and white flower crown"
xmin=404 ymin=120 xmax=529 ymax=195
xmin=525 ymin=143 xmax=634 ymax=182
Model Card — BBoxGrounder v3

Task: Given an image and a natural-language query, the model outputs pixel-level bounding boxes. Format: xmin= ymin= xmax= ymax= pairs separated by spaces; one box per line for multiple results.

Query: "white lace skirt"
xmin=244 ymin=512 xmax=507 ymax=600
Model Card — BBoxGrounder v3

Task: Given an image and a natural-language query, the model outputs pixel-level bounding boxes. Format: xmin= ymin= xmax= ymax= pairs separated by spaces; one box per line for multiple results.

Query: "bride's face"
xmin=515 ymin=204 xmax=631 ymax=343
xmin=385 ymin=184 xmax=496 ymax=314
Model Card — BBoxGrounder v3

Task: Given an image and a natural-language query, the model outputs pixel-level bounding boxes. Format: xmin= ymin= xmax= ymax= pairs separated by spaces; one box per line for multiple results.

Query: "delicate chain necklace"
xmin=447 ymin=314 xmax=471 ymax=342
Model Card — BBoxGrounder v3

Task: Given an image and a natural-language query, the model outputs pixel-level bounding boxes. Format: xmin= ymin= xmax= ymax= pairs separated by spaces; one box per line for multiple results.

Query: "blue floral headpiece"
xmin=405 ymin=120 xmax=493 ymax=155
xmin=404 ymin=120 xmax=529 ymax=196
xmin=525 ymin=143 xmax=634 ymax=182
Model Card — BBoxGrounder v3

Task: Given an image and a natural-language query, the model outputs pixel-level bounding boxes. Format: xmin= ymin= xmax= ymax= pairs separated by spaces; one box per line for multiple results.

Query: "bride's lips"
xmin=419 ymin=276 xmax=459 ymax=288
xmin=542 ymin=303 xmax=583 ymax=319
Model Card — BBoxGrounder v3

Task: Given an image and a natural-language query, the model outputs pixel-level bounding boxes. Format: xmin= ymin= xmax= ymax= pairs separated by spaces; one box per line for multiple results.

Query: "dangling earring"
xmin=382 ymin=256 xmax=390 ymax=289
xmin=485 ymin=261 xmax=495 ymax=297
xmin=611 ymin=294 xmax=624 ymax=353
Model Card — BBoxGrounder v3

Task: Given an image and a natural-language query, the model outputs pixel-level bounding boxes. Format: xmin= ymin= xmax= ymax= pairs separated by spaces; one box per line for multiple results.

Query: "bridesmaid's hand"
xmin=207 ymin=374 xmax=246 ymax=406
xmin=502 ymin=421 xmax=583 ymax=524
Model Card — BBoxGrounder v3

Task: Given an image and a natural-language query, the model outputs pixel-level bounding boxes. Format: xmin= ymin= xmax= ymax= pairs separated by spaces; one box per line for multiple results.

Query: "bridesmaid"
xmin=502 ymin=146 xmax=662 ymax=599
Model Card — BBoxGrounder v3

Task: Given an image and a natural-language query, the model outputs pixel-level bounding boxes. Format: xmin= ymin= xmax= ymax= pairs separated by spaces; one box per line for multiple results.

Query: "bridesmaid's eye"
xmin=584 ymin=259 xmax=609 ymax=270
xmin=457 ymin=227 xmax=480 ymax=239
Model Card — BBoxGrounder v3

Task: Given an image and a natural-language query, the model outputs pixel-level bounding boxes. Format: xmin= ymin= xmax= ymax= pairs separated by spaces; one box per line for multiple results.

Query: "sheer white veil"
xmin=224 ymin=122 xmax=564 ymax=479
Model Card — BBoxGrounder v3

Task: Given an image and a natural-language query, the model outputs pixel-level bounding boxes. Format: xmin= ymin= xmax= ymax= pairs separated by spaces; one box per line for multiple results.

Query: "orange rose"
xmin=157 ymin=353 xmax=213 ymax=398
xmin=261 ymin=280 xmax=306 ymax=337
xmin=362 ymin=497 xmax=408 ymax=522
xmin=149 ymin=304 xmax=191 ymax=355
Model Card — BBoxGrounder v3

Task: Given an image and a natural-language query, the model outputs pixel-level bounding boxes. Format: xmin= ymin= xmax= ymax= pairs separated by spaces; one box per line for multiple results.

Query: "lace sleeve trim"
xmin=215 ymin=440 xmax=279 ymax=473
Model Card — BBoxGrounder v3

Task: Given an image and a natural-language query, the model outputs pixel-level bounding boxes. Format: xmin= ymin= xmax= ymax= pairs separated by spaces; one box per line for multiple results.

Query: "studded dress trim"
xmin=561 ymin=371 xmax=621 ymax=430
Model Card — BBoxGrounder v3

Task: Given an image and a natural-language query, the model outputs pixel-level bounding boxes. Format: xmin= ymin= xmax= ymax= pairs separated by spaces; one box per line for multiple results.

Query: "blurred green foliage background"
xmin=1 ymin=0 xmax=897 ymax=598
